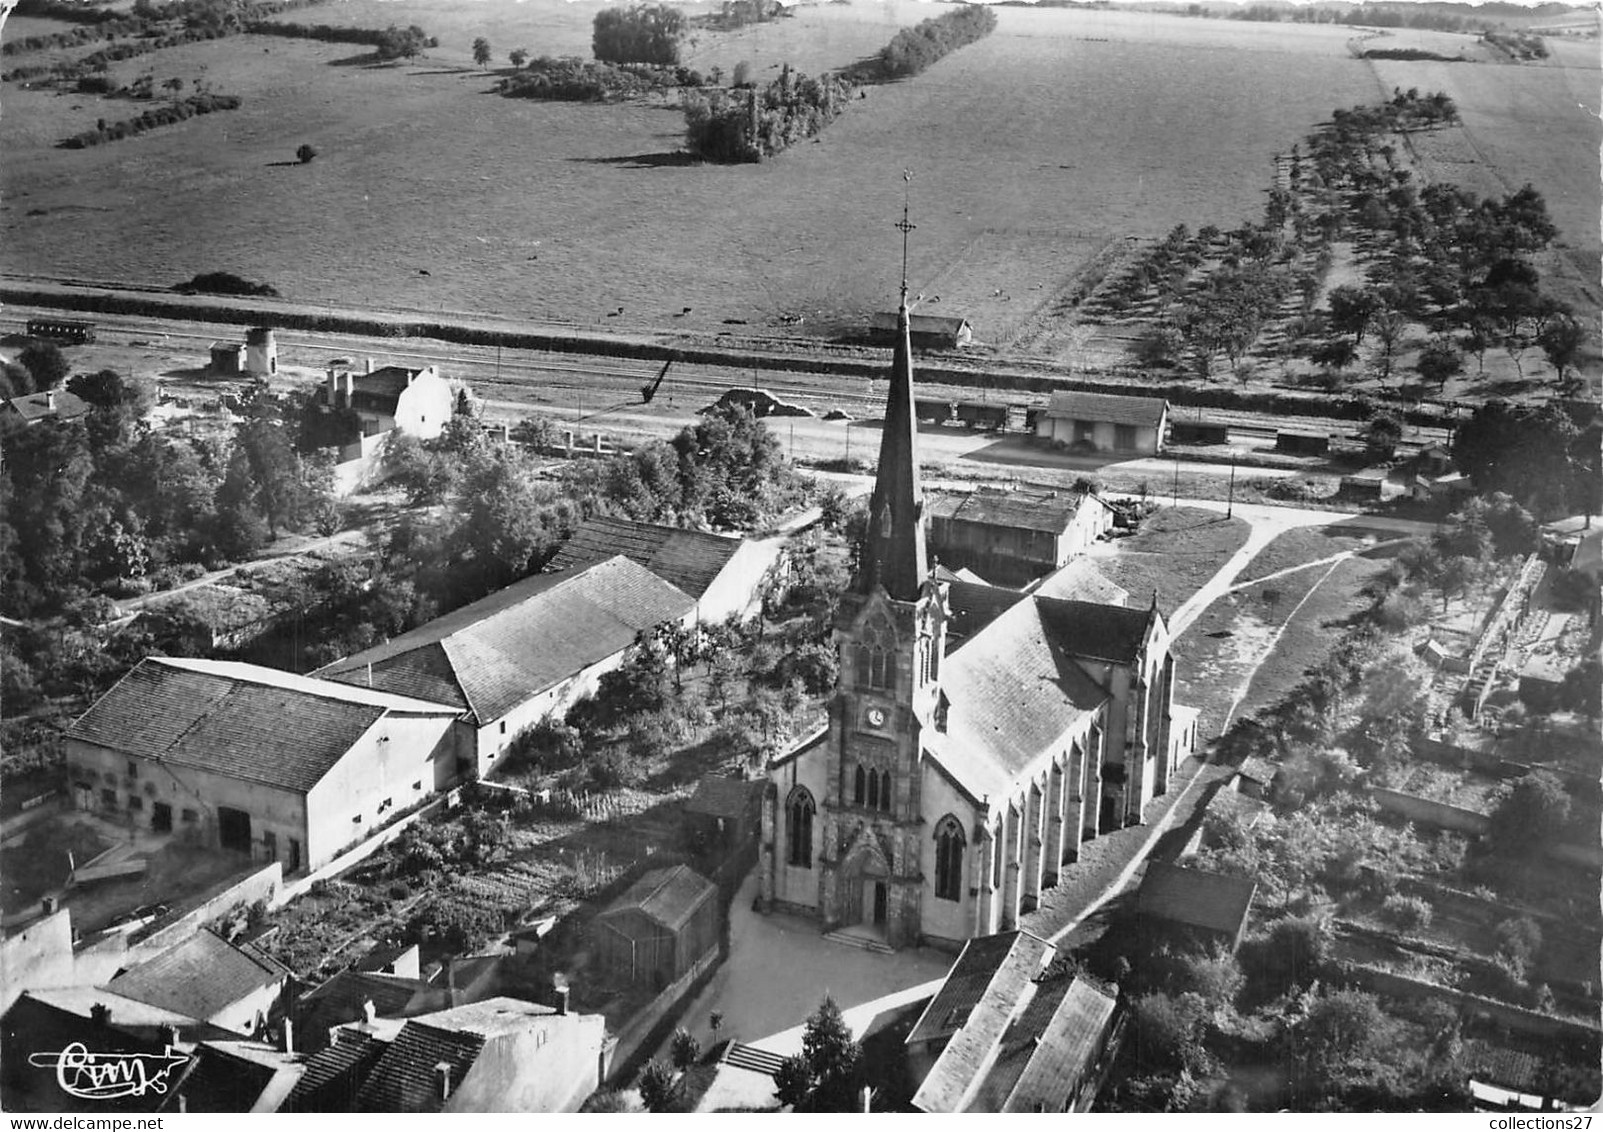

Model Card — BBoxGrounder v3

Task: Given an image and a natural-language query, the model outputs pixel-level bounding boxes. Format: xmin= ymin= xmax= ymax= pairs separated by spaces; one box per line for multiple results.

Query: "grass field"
xmin=1084 ymin=506 xmax=1251 ymax=619
xmin=2 ymin=2 xmax=1382 ymax=338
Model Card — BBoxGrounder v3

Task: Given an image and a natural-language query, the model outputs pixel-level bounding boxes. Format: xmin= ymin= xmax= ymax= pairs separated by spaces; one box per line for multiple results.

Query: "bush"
xmin=505 ymin=718 xmax=585 ymax=776
xmin=670 ymin=1027 xmax=700 ymax=1068
xmin=62 ymin=92 xmax=243 ymax=148
xmin=592 ymin=3 xmax=684 ymax=65
xmin=176 ymin=269 xmax=274 ymax=297
xmin=875 ymin=6 xmax=997 ymax=79
xmin=586 ymin=745 xmax=643 ymax=791
xmin=683 ymin=67 xmax=854 ymax=163
xmin=1380 ymin=894 xmax=1433 ymax=933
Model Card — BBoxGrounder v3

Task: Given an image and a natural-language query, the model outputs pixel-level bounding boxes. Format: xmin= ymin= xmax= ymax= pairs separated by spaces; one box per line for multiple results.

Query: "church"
xmin=756 ymin=286 xmax=1189 ymax=953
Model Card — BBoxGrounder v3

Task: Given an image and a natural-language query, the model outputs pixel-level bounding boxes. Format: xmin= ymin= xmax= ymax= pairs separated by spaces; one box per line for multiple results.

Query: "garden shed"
xmin=594 ymin=865 xmax=719 ymax=991
xmin=683 ymin=776 xmax=765 ymax=859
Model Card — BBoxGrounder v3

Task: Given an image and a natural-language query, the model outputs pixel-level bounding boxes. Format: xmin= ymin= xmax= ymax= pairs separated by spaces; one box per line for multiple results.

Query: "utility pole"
xmin=1226 ymin=448 xmax=1238 ymax=520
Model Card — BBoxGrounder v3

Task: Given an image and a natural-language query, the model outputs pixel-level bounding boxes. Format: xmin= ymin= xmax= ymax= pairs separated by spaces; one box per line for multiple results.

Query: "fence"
xmin=1368 ymin=787 xmax=1490 ymax=836
xmin=1332 ymin=961 xmax=1601 ymax=1041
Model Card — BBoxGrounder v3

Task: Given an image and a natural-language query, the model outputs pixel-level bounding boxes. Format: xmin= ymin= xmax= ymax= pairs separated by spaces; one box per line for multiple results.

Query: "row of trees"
xmin=497 ymin=56 xmax=702 ymax=103
xmin=60 ymin=91 xmax=241 ymax=149
xmin=248 ymin=21 xmax=437 ymax=61
xmin=875 ymin=5 xmax=998 ymax=79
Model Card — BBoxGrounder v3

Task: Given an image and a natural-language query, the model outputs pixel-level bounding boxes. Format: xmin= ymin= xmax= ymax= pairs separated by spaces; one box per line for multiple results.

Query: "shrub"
xmin=592 ymin=3 xmax=684 ymax=65
xmin=296 ymin=143 xmax=317 ymax=163
xmin=875 ymin=6 xmax=997 ymax=79
xmin=586 ymin=745 xmax=642 ymax=791
xmin=670 ymin=1027 xmax=700 ymax=1068
xmin=1380 ymin=894 xmax=1433 ymax=933
xmin=637 ymin=1059 xmax=679 ymax=1112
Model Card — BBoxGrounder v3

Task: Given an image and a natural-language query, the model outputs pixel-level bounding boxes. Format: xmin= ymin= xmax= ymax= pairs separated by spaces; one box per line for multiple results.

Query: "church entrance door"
xmin=873 ymin=882 xmax=888 ymax=926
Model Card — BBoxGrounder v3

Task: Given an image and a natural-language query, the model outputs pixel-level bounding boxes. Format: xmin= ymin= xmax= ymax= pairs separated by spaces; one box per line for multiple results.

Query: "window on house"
xmin=934 ymin=816 xmax=966 ymax=901
xmin=786 ymin=788 xmax=815 ymax=869
xmin=181 ymin=808 xmax=198 ymax=824
xmin=127 ymin=795 xmax=143 ymax=812
xmin=499 ymin=721 xmax=507 ymax=735
xmin=263 ymin=831 xmax=277 ymax=860
xmin=127 ymin=760 xmax=138 ymax=779
xmin=100 ymin=788 xmax=117 ymax=809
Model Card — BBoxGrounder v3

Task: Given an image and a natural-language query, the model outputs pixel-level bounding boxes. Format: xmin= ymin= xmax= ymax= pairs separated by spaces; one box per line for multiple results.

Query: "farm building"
xmin=1340 ymin=467 xmax=1399 ymax=501
xmin=1136 ymin=862 xmax=1256 ymax=953
xmin=544 ymin=515 xmax=784 ymax=624
xmin=1169 ymin=419 xmax=1230 ymax=445
xmin=63 ymin=657 xmax=466 ymax=874
xmin=683 ymin=775 xmax=765 ymax=858
xmin=106 ymin=929 xmax=291 ymax=1038
xmin=316 ymin=556 xmax=696 ymax=777
xmin=324 ymin=361 xmax=453 ymax=442
xmin=594 ymin=865 xmax=719 ymax=991
xmin=1 ymin=388 xmax=90 ymax=428
xmin=1235 ymin=756 xmax=1280 ymax=799
xmin=209 ymin=342 xmax=247 ymax=376
xmin=870 ymin=311 xmax=972 ymax=350
xmin=926 ymin=486 xmax=1114 ymax=586
xmin=1410 ymin=470 xmax=1475 ymax=505
xmin=1035 ymin=391 xmax=1169 ymax=455
xmin=906 ymin=931 xmax=1122 ymax=1113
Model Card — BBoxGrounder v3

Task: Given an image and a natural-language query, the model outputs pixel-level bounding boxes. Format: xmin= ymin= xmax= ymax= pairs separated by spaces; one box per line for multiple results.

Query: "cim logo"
xmin=27 ymin=1043 xmax=189 ymax=1101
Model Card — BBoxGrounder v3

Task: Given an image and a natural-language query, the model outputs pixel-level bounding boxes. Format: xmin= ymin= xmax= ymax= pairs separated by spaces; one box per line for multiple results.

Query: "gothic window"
xmin=786 ymin=788 xmax=815 ymax=868
xmin=879 ymin=770 xmax=893 ymax=812
xmin=991 ymin=823 xmax=1004 ymax=887
xmin=935 ymin=816 xmax=966 ymax=901
xmin=853 ymin=765 xmax=866 ymax=806
xmin=857 ymin=619 xmax=896 ymax=690
xmin=866 ymin=768 xmax=880 ymax=810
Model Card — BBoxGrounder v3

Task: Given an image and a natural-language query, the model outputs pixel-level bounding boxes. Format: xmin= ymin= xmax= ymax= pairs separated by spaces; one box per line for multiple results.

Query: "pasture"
xmin=3 ymin=1 xmax=1382 ymax=337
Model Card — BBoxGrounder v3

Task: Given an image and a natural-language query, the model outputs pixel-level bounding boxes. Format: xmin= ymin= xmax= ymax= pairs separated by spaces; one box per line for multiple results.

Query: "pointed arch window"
xmin=853 ymin=765 xmax=866 ymax=806
xmin=787 ymin=787 xmax=816 ymax=868
xmin=879 ymin=770 xmax=893 ymax=813
xmin=856 ymin=619 xmax=896 ymax=691
xmin=866 ymin=768 xmax=880 ymax=810
xmin=935 ymin=816 xmax=966 ymax=902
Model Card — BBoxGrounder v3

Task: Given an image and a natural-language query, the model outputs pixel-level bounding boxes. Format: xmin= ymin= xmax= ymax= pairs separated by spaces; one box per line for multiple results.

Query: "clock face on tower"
xmin=865 ymin=706 xmax=887 ymax=730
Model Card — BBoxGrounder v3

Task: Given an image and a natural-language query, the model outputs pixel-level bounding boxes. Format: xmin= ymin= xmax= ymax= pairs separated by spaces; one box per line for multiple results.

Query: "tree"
xmin=509 ymin=47 xmax=528 ymax=68
xmin=1489 ymin=770 xmax=1571 ymax=853
xmin=1370 ymin=307 xmax=1408 ymax=381
xmin=1132 ymin=992 xmax=1214 ymax=1076
xmin=592 ymin=3 xmax=685 ymax=65
xmin=1415 ymin=337 xmax=1463 ymax=392
xmin=773 ymin=996 xmax=862 ymax=1111
xmin=670 ymin=1027 xmax=700 ymax=1069
xmin=67 ymin=368 xmax=154 ymax=414
xmin=296 ymin=143 xmax=317 ymax=164
xmin=18 ymin=342 xmax=69 ymax=391
xmin=1327 ymin=285 xmax=1379 ymax=344
xmin=636 ymin=1059 xmax=678 ymax=1112
xmin=162 ymin=76 xmax=183 ymax=99
xmin=1311 ymin=336 xmax=1357 ymax=371
xmin=472 ymin=37 xmax=492 ymax=67
xmin=1364 ymin=413 xmax=1402 ymax=461
xmin=1537 ymin=312 xmax=1586 ymax=384
xmin=1289 ymin=988 xmax=1388 ymax=1098
xmin=235 ymin=415 xmax=306 ymax=539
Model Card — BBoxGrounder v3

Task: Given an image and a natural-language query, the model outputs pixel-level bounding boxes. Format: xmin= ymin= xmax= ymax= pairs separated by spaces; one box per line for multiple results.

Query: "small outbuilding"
xmin=1035 ymin=391 xmax=1169 ymax=455
xmin=683 ymin=776 xmax=765 ymax=859
xmin=870 ymin=311 xmax=972 ymax=351
xmin=594 ymin=865 xmax=719 ymax=991
xmin=1136 ymin=862 xmax=1256 ymax=953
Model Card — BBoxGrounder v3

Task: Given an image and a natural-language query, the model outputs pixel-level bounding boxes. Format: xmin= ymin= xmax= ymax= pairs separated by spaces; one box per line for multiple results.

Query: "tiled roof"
xmin=1137 ymin=862 xmax=1256 ymax=939
xmin=3 ymin=388 xmax=90 ymax=423
xmin=66 ymin=658 xmax=456 ymax=794
xmin=907 ymin=931 xmax=1051 ymax=1047
xmin=352 ymin=1021 xmax=486 ymax=1113
xmin=1035 ymin=598 xmax=1152 ymax=665
xmin=1207 ymin=789 xmax=1270 ymax=826
xmin=297 ymin=971 xmax=442 ymax=1048
xmin=283 ymin=1029 xmax=385 ymax=1113
xmin=545 ymin=516 xmax=745 ymax=599
xmin=163 ymin=1041 xmax=303 ymax=1113
xmin=1237 ymin=756 xmax=1279 ymax=787
xmin=684 ymin=775 xmax=764 ymax=820
xmin=107 ymin=930 xmax=289 ymax=1024
xmin=944 ymin=580 xmax=1028 ymax=643
xmin=933 ymin=598 xmax=1109 ymax=800
xmin=22 ymin=986 xmax=206 ymax=1031
xmin=600 ymin=864 xmax=717 ymax=933
xmin=1044 ymin=390 xmax=1169 ymax=428
xmin=1028 ymin=560 xmax=1130 ymax=607
xmin=927 ymin=488 xmax=1091 ymax=534
xmin=317 ymin=557 xmax=695 ymax=725
xmin=998 ymin=977 xmax=1118 ymax=1112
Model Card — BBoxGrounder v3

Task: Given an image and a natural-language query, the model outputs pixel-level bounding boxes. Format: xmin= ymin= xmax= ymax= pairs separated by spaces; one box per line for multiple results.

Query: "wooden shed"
xmin=683 ymin=775 xmax=765 ymax=859
xmin=594 ymin=865 xmax=719 ymax=991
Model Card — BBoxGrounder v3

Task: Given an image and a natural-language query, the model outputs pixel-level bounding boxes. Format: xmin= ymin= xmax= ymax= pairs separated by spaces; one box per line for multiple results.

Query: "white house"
xmin=324 ymin=360 xmax=454 ymax=442
xmin=1036 ymin=391 xmax=1170 ymax=455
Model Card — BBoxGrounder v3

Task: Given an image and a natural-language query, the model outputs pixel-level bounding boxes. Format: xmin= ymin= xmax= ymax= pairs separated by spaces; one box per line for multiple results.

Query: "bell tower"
xmin=817 ymin=174 xmax=949 ymax=949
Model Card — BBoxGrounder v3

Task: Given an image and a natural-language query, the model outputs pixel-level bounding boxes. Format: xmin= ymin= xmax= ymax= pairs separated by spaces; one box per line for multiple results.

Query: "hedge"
xmin=61 ymin=92 xmax=242 ymax=148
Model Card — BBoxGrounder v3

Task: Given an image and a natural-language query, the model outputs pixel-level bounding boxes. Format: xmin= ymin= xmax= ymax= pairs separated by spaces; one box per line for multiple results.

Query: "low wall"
xmin=276 ymin=794 xmax=449 ymax=906
xmin=1333 ymin=962 xmax=1601 ymax=1042
xmin=129 ymin=861 xmax=283 ymax=961
xmin=1369 ymin=787 xmax=1490 ymax=836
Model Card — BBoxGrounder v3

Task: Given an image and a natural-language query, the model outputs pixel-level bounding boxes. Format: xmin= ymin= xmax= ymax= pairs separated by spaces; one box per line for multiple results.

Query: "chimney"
xmin=281 ymin=1017 xmax=294 ymax=1054
xmin=177 ymin=1094 xmax=187 ymax=1115
xmin=365 ymin=358 xmax=374 ymax=375
xmin=90 ymin=1003 xmax=111 ymax=1027
xmin=343 ymin=371 xmax=355 ymax=405
xmin=361 ymin=998 xmax=377 ymax=1024
xmin=434 ymin=1061 xmax=453 ymax=1103
xmin=555 ymin=986 xmax=569 ymax=1017
xmin=41 ymin=896 xmax=55 ymax=915
xmin=45 ymin=390 xmax=56 ymax=411
xmin=326 ymin=366 xmax=339 ymax=405
xmin=167 ymin=1025 xmax=182 ymax=1049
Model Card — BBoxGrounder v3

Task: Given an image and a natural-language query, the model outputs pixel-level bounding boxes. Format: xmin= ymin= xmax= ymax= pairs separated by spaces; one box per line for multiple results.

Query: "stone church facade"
xmin=757 ymin=296 xmax=1188 ymax=952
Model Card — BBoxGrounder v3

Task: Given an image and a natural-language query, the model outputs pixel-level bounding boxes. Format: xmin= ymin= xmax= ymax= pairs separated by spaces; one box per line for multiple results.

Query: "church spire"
xmin=859 ymin=173 xmax=928 ymax=603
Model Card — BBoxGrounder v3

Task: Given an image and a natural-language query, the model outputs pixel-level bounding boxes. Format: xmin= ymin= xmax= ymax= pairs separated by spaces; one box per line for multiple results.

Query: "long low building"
xmin=1035 ymin=390 xmax=1169 ymax=455
xmin=316 ymin=555 xmax=696 ymax=777
xmin=64 ymin=658 xmax=466 ymax=874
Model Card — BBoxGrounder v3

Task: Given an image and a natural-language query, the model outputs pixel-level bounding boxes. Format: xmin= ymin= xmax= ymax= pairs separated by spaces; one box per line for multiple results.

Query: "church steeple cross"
xmin=895 ymin=169 xmax=916 ymax=306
